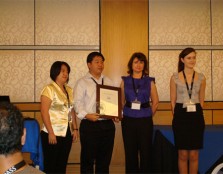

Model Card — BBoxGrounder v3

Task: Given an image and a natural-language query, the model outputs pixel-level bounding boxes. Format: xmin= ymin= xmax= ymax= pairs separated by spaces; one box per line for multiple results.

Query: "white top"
xmin=73 ymin=72 xmax=113 ymax=120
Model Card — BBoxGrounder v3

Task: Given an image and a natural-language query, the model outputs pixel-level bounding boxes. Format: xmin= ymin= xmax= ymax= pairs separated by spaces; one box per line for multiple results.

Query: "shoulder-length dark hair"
xmin=127 ymin=52 xmax=148 ymax=75
xmin=178 ymin=47 xmax=196 ymax=72
xmin=50 ymin=61 xmax=70 ymax=82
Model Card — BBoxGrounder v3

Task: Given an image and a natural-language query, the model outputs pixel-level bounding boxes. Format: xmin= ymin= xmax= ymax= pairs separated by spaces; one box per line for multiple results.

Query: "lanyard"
xmin=4 ymin=160 xmax=26 ymax=174
xmin=182 ymin=71 xmax=195 ymax=99
xmin=63 ymin=85 xmax=72 ymax=121
xmin=55 ymin=83 xmax=70 ymax=108
xmin=91 ymin=77 xmax=104 ymax=85
xmin=131 ymin=76 xmax=142 ymax=100
xmin=63 ymin=85 xmax=70 ymax=108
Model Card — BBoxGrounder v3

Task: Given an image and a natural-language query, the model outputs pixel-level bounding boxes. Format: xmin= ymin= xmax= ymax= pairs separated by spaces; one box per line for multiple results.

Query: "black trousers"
xmin=121 ymin=116 xmax=153 ymax=173
xmin=41 ymin=127 xmax=73 ymax=174
xmin=80 ymin=119 xmax=115 ymax=174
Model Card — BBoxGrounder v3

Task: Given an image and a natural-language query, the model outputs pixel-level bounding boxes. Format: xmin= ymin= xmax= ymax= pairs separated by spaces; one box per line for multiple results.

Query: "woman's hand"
xmin=48 ymin=132 xmax=57 ymax=144
xmin=112 ymin=117 xmax=120 ymax=123
xmin=72 ymin=129 xmax=79 ymax=142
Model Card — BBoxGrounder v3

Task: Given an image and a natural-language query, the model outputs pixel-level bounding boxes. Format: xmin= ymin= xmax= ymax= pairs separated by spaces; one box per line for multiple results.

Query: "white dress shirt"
xmin=73 ymin=72 xmax=113 ymax=120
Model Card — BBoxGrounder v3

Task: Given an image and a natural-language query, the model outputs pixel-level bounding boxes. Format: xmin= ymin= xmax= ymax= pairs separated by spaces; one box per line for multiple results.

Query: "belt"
xmin=125 ymin=101 xmax=150 ymax=108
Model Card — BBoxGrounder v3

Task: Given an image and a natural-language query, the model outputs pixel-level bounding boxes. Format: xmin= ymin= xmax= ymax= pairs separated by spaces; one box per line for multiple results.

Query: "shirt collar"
xmin=52 ymin=81 xmax=67 ymax=90
xmin=86 ymin=72 xmax=104 ymax=80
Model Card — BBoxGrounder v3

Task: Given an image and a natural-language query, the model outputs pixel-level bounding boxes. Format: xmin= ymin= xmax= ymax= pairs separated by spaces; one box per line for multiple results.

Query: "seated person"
xmin=0 ymin=102 xmax=45 ymax=174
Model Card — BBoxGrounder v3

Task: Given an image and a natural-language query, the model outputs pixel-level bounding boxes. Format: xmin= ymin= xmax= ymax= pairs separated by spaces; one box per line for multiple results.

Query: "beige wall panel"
xmin=212 ymin=0 xmax=223 ymax=45
xmin=212 ymin=51 xmax=223 ymax=100
xmin=153 ymin=111 xmax=173 ymax=125
xmin=149 ymin=50 xmax=212 ymax=101
xmin=36 ymin=0 xmax=99 ymax=45
xmin=101 ymin=0 xmax=148 ymax=86
xmin=35 ymin=51 xmax=90 ymax=102
xmin=195 ymin=51 xmax=212 ymax=101
xmin=0 ymin=51 xmax=34 ymax=102
xmin=149 ymin=0 xmax=211 ymax=45
xmin=213 ymin=110 xmax=223 ymax=124
xmin=149 ymin=51 xmax=178 ymax=101
xmin=0 ymin=0 xmax=34 ymax=45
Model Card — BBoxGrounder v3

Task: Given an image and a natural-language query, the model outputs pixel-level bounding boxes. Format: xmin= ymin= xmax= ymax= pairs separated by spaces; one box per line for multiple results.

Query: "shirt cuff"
xmin=77 ymin=111 xmax=88 ymax=120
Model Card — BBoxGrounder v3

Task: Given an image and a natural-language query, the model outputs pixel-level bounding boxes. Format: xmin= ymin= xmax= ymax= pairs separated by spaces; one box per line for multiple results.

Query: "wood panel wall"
xmin=100 ymin=0 xmax=148 ymax=86
xmin=100 ymin=0 xmax=148 ymax=165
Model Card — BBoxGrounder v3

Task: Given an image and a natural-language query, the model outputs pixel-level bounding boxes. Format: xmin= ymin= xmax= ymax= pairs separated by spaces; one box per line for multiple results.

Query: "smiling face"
xmin=88 ymin=55 xmax=104 ymax=78
xmin=181 ymin=51 xmax=196 ymax=69
xmin=55 ymin=64 xmax=69 ymax=85
xmin=132 ymin=57 xmax=145 ymax=74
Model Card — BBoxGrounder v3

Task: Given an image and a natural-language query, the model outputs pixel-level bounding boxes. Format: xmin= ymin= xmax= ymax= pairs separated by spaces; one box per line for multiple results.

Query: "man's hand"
xmin=85 ymin=113 xmax=100 ymax=122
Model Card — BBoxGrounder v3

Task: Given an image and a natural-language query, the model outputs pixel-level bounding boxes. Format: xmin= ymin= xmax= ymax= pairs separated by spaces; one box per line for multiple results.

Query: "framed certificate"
xmin=96 ymin=84 xmax=122 ymax=119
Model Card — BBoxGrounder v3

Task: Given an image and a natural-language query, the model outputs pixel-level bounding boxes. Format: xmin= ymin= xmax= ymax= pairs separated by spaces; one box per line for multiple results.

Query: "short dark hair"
xmin=127 ymin=52 xmax=148 ymax=75
xmin=178 ymin=47 xmax=196 ymax=72
xmin=50 ymin=61 xmax=70 ymax=82
xmin=86 ymin=52 xmax=105 ymax=63
xmin=0 ymin=103 xmax=24 ymax=155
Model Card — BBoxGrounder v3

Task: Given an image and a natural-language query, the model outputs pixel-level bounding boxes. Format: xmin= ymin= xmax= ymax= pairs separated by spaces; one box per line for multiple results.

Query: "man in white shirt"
xmin=74 ymin=52 xmax=115 ymax=174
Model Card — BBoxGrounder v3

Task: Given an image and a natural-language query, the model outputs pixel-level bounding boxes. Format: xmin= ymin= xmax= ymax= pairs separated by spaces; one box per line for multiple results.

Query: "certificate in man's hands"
xmin=96 ymin=84 xmax=122 ymax=119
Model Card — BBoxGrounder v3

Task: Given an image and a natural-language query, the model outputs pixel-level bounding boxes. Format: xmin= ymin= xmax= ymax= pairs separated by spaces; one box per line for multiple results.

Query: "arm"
xmin=74 ymin=80 xmax=99 ymax=122
xmin=40 ymin=95 xmax=57 ymax=144
xmin=170 ymin=75 xmax=177 ymax=115
xmin=120 ymin=79 xmax=125 ymax=109
xmin=71 ymin=108 xmax=79 ymax=141
xmin=150 ymin=81 xmax=159 ymax=116
xmin=73 ymin=82 xmax=88 ymax=120
xmin=199 ymin=75 xmax=206 ymax=108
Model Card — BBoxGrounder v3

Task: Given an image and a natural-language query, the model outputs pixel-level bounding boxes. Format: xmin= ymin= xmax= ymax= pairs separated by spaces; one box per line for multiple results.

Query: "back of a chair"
xmin=22 ymin=118 xmax=44 ymax=171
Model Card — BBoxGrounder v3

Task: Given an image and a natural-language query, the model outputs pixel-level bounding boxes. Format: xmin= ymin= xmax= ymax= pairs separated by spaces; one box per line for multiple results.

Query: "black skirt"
xmin=172 ymin=103 xmax=205 ymax=150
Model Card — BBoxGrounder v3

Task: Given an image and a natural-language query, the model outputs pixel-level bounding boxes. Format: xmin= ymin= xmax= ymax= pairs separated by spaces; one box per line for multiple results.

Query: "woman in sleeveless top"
xmin=120 ymin=52 xmax=159 ymax=173
xmin=170 ymin=48 xmax=206 ymax=174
